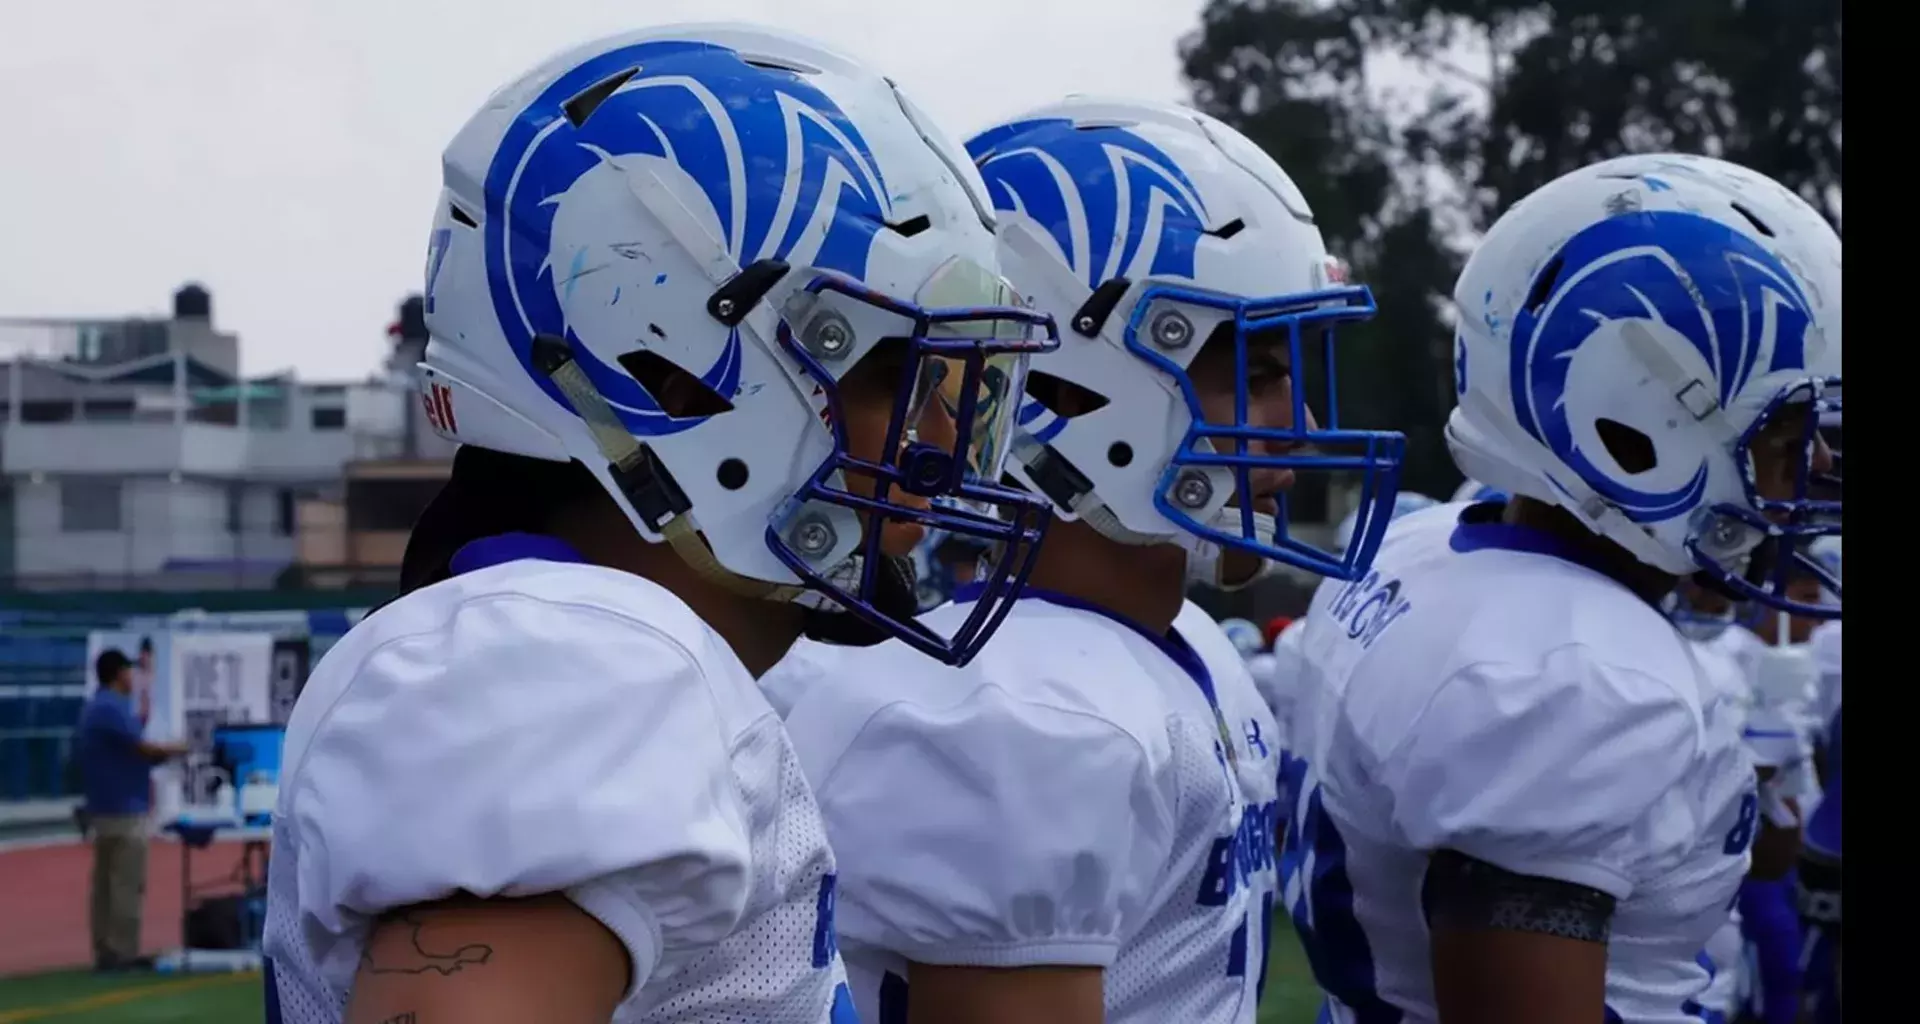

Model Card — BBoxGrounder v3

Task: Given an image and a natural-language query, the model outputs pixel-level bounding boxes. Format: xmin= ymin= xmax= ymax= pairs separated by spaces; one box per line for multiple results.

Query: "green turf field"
xmin=0 ymin=915 xmax=1323 ymax=1022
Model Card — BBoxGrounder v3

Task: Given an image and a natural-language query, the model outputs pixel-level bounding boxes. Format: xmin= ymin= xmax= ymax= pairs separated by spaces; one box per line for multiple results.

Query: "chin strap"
xmin=541 ymin=341 xmax=806 ymax=604
xmin=1194 ymin=509 xmax=1281 ymax=591
xmin=1081 ymin=496 xmax=1278 ymax=591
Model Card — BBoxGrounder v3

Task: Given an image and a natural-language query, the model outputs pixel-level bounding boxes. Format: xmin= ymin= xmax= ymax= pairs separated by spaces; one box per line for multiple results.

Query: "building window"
xmin=311 ymin=406 xmax=347 ymax=430
xmin=22 ymin=401 xmax=74 ymax=423
xmin=80 ymin=400 xmax=136 ymax=421
xmin=227 ymin=484 xmax=244 ymax=534
xmin=276 ymin=488 xmax=297 ymax=536
xmin=60 ymin=479 xmax=122 ymax=532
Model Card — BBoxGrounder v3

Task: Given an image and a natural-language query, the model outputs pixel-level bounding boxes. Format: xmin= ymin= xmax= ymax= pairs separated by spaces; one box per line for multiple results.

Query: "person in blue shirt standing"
xmin=76 ymin=647 xmax=186 ymax=971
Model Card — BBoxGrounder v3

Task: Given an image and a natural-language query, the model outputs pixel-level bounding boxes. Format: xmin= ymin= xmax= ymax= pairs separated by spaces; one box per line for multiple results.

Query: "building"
xmin=0 ymin=285 xmax=436 ymax=591
xmin=286 ymin=295 xmax=456 ymax=590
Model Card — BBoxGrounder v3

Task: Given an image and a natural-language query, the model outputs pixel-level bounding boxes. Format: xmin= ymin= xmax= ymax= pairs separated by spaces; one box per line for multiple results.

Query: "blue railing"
xmin=0 ymin=613 xmax=120 ymax=802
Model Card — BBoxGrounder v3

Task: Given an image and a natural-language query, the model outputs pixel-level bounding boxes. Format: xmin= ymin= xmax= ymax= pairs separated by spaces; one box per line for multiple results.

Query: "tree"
xmin=1180 ymin=0 xmax=1842 ymax=506
xmin=1182 ymin=0 xmax=1467 ymax=501
xmin=1365 ymin=0 xmax=1842 ymax=227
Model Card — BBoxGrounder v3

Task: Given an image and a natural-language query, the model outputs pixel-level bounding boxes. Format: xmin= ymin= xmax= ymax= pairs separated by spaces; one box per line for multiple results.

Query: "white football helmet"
xmin=964 ymin=98 xmax=1406 ymax=584
xmin=418 ymin=24 xmax=1059 ymax=664
xmin=1448 ymin=153 xmax=1841 ymax=616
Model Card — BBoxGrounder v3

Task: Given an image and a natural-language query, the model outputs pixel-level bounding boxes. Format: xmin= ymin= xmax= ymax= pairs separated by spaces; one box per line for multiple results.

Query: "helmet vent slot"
xmin=616 ymin=349 xmax=735 ymax=420
xmin=563 ymin=67 xmax=641 ymax=127
xmin=1730 ymin=202 xmax=1775 ymax=238
xmin=1524 ymin=257 xmax=1564 ymax=315
xmin=1596 ymin=418 xmax=1657 ymax=474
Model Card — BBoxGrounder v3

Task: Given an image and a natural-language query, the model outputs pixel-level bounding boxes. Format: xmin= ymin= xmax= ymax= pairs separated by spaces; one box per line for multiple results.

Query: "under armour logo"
xmin=1245 ymin=719 xmax=1269 ymax=759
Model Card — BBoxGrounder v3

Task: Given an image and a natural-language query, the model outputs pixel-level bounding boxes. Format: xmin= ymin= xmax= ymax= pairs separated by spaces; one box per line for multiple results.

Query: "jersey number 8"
xmin=1278 ymin=752 xmax=1399 ymax=1021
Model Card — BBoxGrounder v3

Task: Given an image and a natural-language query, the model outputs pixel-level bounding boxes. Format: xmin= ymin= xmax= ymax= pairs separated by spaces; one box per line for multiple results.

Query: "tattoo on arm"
xmin=360 ymin=910 xmax=495 ymax=976
xmin=376 ymin=1014 xmax=419 ymax=1024
xmin=1422 ymin=848 xmax=1617 ymax=944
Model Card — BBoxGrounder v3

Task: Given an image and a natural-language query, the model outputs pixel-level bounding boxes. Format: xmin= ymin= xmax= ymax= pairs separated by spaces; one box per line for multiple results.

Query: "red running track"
xmin=0 ymin=838 xmax=251 ymax=976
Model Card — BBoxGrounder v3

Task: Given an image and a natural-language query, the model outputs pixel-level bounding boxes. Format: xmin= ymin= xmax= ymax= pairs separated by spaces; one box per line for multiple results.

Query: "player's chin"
xmin=876 ymin=513 xmax=928 ymax=559
xmin=1217 ymin=547 xmax=1265 ymax=588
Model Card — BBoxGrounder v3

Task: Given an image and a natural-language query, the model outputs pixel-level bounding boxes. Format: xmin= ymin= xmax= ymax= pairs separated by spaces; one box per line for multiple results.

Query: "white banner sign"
xmin=169 ymin=631 xmax=274 ymax=740
xmin=166 ymin=632 xmax=275 ymax=817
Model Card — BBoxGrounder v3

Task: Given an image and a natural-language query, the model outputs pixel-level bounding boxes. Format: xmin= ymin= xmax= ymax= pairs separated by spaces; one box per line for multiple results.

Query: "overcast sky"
xmin=0 ymin=0 xmax=1224 ymax=381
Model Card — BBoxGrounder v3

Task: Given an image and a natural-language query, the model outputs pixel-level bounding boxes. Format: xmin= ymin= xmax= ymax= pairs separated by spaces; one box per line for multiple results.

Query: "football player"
xmin=1284 ymin=153 xmax=1840 ymax=1024
xmin=259 ymin=25 xmax=1059 ymax=1024
xmin=765 ymin=97 xmax=1406 ymax=1024
xmin=1256 ymin=491 xmax=1439 ymax=748
xmin=1666 ymin=581 xmax=1816 ymax=1024
xmin=1729 ymin=564 xmax=1837 ymax=1024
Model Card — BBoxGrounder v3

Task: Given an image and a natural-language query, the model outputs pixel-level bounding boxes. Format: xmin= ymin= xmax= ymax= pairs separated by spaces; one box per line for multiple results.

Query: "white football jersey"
xmin=1259 ymin=618 xmax=1310 ymax=749
xmin=1808 ymin=619 xmax=1841 ymax=734
xmin=263 ymin=544 xmax=856 ymax=1024
xmin=1686 ymin=635 xmax=1755 ymax=1015
xmin=1285 ymin=502 xmax=1754 ymax=1024
xmin=1177 ymin=600 xmax=1287 ymax=1003
xmin=771 ymin=588 xmax=1279 ymax=1024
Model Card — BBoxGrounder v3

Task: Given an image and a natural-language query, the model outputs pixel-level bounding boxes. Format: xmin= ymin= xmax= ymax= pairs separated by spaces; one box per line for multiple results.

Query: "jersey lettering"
xmin=1324 ymin=570 xmax=1414 ymax=649
xmin=1278 ymin=752 xmax=1399 ymax=1021
xmin=1197 ymin=799 xmax=1279 ymax=906
xmin=1198 ymin=797 xmax=1281 ymax=1007
xmin=812 ymin=873 xmax=840 ymax=968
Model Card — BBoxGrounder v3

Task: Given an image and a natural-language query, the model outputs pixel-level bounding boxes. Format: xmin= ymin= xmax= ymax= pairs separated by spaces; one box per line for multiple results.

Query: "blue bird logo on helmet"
xmin=1448 ymin=153 xmax=1840 ymax=619
xmin=421 ymin=27 xmax=1063 ymax=666
xmin=483 ymin=39 xmax=891 ymax=436
xmin=971 ymin=118 xmax=1210 ymax=289
xmin=1510 ymin=212 xmax=1815 ymax=524
xmin=962 ymin=100 xmax=1407 ymax=587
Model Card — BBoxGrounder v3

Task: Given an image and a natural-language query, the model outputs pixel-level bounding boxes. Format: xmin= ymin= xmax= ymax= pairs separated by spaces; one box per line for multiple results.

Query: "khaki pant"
xmin=88 ymin=814 xmax=149 ymax=966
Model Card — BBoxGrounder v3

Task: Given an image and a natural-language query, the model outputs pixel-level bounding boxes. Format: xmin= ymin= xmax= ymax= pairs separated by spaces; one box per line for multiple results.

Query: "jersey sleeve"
xmin=279 ymin=596 xmax=754 ymax=998
xmin=1384 ymin=643 xmax=1704 ymax=900
xmin=809 ymin=687 xmax=1177 ymax=968
xmin=88 ymin=699 xmax=144 ymax=747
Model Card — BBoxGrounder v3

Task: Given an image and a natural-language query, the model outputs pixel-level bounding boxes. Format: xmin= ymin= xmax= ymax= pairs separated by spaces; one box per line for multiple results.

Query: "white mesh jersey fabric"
xmin=265 ymin=719 xmax=853 ymax=1023
xmin=261 ymin=561 xmax=855 ymax=1023
xmin=1101 ymin=711 xmax=1274 ymax=1023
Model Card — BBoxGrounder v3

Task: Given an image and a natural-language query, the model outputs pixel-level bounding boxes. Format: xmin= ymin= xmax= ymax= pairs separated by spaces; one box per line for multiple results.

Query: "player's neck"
xmin=1502 ymin=497 xmax=1679 ymax=606
xmin=1025 ymin=519 xmax=1187 ymax=636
